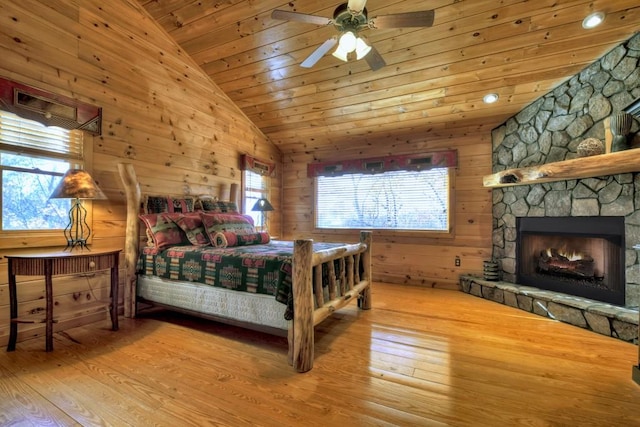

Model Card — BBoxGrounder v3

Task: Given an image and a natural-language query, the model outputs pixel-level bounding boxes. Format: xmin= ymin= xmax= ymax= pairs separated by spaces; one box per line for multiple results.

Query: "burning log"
xmin=538 ymin=248 xmax=595 ymax=278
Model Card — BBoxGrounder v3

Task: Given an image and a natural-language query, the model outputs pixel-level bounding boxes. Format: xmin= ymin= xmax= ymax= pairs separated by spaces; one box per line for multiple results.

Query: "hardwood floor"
xmin=0 ymin=282 xmax=638 ymax=426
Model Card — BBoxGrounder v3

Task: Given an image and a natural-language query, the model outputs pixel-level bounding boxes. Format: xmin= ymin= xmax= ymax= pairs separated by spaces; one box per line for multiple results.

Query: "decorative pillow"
xmin=212 ymin=231 xmax=270 ymax=248
xmin=197 ymin=198 xmax=239 ymax=214
xmin=195 ymin=195 xmax=216 ymax=210
xmin=240 ymin=214 xmax=255 ymax=226
xmin=172 ymin=213 xmax=210 ymax=246
xmin=200 ymin=212 xmax=256 ymax=243
xmin=139 ymin=213 xmax=191 ymax=251
xmin=144 ymin=195 xmax=195 ymax=214
xmin=144 ymin=227 xmax=154 ymax=247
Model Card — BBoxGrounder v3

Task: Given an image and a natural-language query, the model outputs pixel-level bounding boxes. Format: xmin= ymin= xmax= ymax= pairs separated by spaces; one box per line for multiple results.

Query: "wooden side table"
xmin=5 ymin=249 xmax=121 ymax=352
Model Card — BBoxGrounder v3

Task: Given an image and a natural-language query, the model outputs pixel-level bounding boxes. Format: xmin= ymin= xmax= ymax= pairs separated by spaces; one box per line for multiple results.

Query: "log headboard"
xmin=117 ymin=163 xmax=239 ymax=317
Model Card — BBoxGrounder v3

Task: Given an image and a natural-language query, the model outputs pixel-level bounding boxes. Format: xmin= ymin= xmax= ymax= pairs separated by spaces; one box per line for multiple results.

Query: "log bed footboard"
xmin=290 ymin=233 xmax=371 ymax=372
xmin=118 ymin=163 xmax=372 ymax=373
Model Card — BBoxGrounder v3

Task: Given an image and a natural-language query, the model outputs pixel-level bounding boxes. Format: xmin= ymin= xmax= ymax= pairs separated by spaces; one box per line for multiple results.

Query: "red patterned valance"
xmin=241 ymin=154 xmax=276 ymax=177
xmin=307 ymin=150 xmax=457 ymax=177
xmin=0 ymin=77 xmax=102 ymax=135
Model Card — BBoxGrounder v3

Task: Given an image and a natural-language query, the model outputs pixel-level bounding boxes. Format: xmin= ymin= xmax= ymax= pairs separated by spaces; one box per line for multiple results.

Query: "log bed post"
xmin=359 ymin=231 xmax=372 ymax=310
xmin=118 ymin=163 xmax=141 ymax=318
xmin=292 ymin=238 xmax=314 ymax=373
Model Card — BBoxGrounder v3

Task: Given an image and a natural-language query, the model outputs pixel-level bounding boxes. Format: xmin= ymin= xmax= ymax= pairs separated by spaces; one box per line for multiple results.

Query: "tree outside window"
xmin=316 ymin=168 xmax=450 ymax=231
xmin=0 ymin=110 xmax=82 ymax=231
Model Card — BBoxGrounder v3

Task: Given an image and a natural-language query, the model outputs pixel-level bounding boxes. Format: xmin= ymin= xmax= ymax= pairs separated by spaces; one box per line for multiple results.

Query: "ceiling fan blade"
xmin=347 ymin=0 xmax=367 ymax=15
xmin=369 ymin=10 xmax=435 ymax=29
xmin=300 ymin=37 xmax=338 ymax=68
xmin=364 ymin=45 xmax=386 ymax=71
xmin=271 ymin=10 xmax=332 ymax=26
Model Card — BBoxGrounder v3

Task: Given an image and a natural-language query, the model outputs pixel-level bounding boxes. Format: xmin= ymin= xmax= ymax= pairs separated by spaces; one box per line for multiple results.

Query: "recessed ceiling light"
xmin=582 ymin=12 xmax=605 ymax=29
xmin=483 ymin=93 xmax=499 ymax=104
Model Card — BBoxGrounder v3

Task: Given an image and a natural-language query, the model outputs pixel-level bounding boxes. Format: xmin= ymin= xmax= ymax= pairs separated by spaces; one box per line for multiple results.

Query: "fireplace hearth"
xmin=516 ymin=216 xmax=625 ymax=306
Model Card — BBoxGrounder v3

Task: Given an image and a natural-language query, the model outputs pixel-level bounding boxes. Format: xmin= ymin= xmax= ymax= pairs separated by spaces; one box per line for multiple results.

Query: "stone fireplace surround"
xmin=491 ymin=174 xmax=640 ymax=311
xmin=460 ymin=33 xmax=640 ymax=344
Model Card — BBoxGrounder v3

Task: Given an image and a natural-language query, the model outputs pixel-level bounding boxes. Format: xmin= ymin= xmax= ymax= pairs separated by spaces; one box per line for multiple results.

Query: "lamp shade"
xmin=332 ymin=45 xmax=350 ymax=62
xmin=355 ymin=37 xmax=371 ymax=60
xmin=337 ymin=31 xmax=357 ymax=53
xmin=49 ymin=169 xmax=107 ymax=200
xmin=251 ymin=198 xmax=274 ymax=212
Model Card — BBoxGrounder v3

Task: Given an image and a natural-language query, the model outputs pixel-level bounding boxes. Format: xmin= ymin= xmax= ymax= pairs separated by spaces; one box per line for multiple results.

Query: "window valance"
xmin=0 ymin=110 xmax=84 ymax=162
xmin=307 ymin=150 xmax=457 ymax=177
xmin=0 ymin=77 xmax=102 ymax=135
xmin=241 ymin=154 xmax=276 ymax=177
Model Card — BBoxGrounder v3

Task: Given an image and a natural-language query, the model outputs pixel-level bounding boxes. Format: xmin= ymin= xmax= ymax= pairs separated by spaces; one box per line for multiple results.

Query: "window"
xmin=243 ymin=169 xmax=269 ymax=228
xmin=0 ymin=110 xmax=83 ymax=232
xmin=315 ymin=168 xmax=451 ymax=231
xmin=241 ymin=155 xmax=275 ymax=230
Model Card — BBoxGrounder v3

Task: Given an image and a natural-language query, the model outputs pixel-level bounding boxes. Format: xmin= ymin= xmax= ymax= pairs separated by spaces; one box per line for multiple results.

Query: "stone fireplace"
xmin=460 ymin=33 xmax=640 ymax=346
xmin=487 ymin=33 xmax=640 ymax=310
xmin=516 ymin=216 xmax=625 ymax=306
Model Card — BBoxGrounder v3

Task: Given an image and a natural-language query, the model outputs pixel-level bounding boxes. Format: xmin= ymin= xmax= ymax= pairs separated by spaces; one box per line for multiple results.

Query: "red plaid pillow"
xmin=139 ymin=213 xmax=190 ymax=250
xmin=172 ymin=213 xmax=210 ymax=246
xmin=200 ymin=213 xmax=256 ymax=243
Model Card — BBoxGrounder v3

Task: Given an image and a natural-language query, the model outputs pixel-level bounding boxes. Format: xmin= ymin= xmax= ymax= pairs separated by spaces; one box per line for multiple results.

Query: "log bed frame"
xmin=117 ymin=163 xmax=372 ymax=372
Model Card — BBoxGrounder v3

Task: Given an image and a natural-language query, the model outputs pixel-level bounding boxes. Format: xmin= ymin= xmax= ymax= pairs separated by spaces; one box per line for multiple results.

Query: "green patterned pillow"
xmin=144 ymin=195 xmax=195 ymax=214
xmin=197 ymin=198 xmax=239 ymax=213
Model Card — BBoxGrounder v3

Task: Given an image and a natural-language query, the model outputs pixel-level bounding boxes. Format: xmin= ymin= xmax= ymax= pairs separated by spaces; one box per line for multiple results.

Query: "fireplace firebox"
xmin=516 ymin=216 xmax=625 ymax=306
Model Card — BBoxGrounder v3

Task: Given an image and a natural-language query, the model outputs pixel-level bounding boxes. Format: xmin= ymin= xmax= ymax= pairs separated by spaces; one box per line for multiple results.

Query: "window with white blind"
xmin=315 ymin=168 xmax=451 ymax=231
xmin=243 ymin=169 xmax=269 ymax=228
xmin=0 ymin=109 xmax=83 ymax=231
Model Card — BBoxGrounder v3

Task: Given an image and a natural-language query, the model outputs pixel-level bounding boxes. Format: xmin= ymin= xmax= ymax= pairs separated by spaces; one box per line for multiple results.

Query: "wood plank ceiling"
xmin=138 ymin=0 xmax=640 ymax=154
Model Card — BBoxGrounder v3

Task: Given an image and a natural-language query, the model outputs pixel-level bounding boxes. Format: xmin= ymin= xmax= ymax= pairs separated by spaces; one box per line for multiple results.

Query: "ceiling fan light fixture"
xmin=582 ymin=12 xmax=605 ymax=29
xmin=338 ymin=31 xmax=358 ymax=52
xmin=355 ymin=37 xmax=371 ymax=59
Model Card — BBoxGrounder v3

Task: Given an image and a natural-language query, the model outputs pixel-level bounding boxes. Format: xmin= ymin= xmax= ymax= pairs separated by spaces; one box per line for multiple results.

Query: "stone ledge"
xmin=460 ymin=275 xmax=639 ymax=344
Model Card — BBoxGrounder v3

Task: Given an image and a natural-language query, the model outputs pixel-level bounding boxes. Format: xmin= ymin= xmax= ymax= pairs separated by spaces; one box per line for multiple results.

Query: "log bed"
xmin=117 ymin=163 xmax=372 ymax=372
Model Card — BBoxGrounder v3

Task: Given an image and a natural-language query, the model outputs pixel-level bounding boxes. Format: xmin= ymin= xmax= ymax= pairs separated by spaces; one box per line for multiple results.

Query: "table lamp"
xmin=49 ymin=169 xmax=106 ymax=250
xmin=251 ymin=198 xmax=274 ymax=232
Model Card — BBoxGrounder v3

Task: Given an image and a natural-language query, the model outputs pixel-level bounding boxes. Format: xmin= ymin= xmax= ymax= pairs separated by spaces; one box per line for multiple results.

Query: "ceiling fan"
xmin=271 ymin=0 xmax=435 ymax=71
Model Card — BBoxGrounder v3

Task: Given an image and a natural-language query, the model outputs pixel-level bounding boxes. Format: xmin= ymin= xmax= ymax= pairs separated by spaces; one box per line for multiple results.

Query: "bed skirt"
xmin=137 ymin=275 xmax=290 ymax=332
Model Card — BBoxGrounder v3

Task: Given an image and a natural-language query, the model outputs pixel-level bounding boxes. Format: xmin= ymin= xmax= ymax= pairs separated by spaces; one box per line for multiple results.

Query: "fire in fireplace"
xmin=538 ymin=247 xmax=597 ymax=279
xmin=516 ymin=216 xmax=625 ymax=306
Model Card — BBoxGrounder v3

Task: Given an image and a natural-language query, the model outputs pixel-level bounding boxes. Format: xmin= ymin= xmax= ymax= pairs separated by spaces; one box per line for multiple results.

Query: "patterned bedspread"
xmin=137 ymin=240 xmax=348 ymax=319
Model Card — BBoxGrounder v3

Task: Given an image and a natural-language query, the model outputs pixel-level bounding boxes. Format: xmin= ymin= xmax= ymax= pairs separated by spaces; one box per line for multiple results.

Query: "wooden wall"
xmin=0 ymin=0 xmax=281 ymax=345
xmin=282 ymin=132 xmax=493 ymax=288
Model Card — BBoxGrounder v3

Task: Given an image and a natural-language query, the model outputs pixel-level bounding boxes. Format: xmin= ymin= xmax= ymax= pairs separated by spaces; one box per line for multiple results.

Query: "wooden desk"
xmin=5 ymin=249 xmax=121 ymax=352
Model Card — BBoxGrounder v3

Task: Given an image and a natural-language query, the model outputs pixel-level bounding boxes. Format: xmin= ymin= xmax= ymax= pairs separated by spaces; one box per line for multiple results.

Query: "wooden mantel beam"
xmin=483 ymin=148 xmax=640 ymax=188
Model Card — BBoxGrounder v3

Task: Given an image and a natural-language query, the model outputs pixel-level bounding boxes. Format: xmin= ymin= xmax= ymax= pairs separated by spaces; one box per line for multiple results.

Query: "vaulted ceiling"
xmin=138 ymin=0 xmax=640 ymax=154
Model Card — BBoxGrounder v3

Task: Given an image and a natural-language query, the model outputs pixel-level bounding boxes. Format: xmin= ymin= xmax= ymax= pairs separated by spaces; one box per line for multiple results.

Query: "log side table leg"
xmin=7 ymin=262 xmax=18 ymax=352
xmin=110 ymin=254 xmax=119 ymax=331
xmin=44 ymin=259 xmax=54 ymax=352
